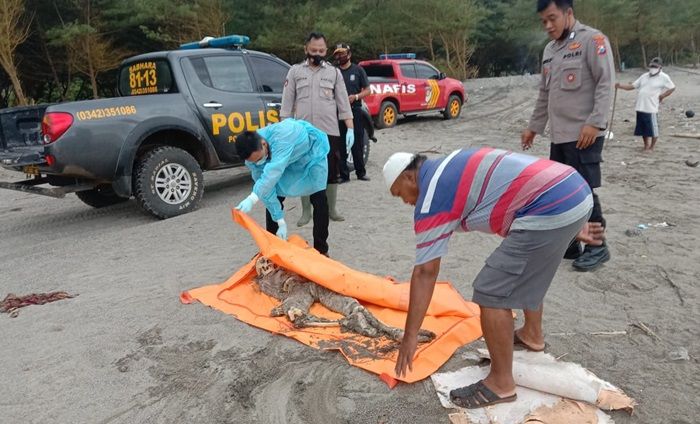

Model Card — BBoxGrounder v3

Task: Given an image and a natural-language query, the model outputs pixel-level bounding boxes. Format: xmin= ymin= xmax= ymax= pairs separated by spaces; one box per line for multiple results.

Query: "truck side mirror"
xmin=439 ymin=72 xmax=447 ymax=80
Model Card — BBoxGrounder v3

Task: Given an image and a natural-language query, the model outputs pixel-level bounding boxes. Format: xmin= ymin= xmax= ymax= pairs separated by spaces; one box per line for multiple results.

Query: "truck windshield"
xmin=362 ymin=64 xmax=395 ymax=78
xmin=118 ymin=60 xmax=176 ymax=96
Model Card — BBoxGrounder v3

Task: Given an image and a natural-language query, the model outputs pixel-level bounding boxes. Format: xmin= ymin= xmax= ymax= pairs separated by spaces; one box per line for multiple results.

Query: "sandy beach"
xmin=1 ymin=68 xmax=698 ymax=423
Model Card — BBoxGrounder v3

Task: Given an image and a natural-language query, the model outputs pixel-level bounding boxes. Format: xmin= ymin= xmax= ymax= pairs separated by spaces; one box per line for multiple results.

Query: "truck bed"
xmin=0 ymin=105 xmax=49 ymax=150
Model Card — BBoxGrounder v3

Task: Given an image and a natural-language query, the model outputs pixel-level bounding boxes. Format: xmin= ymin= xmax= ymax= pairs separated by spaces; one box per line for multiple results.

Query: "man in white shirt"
xmin=616 ymin=57 xmax=676 ymax=151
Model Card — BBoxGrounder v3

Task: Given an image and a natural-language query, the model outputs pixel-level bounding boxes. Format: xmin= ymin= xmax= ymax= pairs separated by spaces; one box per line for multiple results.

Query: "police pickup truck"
xmin=359 ymin=53 xmax=467 ymax=128
xmin=0 ymin=35 xmax=376 ymax=218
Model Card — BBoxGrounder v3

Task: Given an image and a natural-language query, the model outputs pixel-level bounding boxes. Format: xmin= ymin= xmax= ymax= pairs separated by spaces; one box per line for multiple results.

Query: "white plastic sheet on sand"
xmin=431 ymin=349 xmax=635 ymax=424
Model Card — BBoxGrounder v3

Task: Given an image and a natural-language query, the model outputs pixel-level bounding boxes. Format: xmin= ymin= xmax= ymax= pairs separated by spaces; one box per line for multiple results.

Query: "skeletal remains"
xmin=254 ymin=256 xmax=435 ymax=343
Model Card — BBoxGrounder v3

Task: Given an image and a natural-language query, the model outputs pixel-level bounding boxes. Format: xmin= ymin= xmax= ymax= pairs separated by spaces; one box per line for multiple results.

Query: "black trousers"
xmin=550 ymin=136 xmax=606 ymax=227
xmin=338 ymin=108 xmax=366 ymax=179
xmin=327 ymin=135 xmax=344 ymax=184
xmin=266 ymin=191 xmax=329 ymax=254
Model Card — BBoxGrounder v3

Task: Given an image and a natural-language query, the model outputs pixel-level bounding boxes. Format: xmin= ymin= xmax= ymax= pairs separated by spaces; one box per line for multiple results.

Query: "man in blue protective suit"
xmin=234 ymin=118 xmax=331 ymax=255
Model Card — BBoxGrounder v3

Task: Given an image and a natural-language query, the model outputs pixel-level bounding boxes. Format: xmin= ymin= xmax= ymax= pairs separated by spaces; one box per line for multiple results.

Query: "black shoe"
xmin=573 ymin=244 xmax=611 ymax=272
xmin=563 ymin=241 xmax=583 ymax=260
xmin=338 ymin=177 xmax=350 ymax=184
xmin=357 ymin=175 xmax=370 ymax=181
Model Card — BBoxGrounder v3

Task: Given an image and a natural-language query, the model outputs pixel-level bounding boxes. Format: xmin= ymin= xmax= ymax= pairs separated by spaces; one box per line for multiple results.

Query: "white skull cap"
xmin=383 ymin=152 xmax=415 ymax=191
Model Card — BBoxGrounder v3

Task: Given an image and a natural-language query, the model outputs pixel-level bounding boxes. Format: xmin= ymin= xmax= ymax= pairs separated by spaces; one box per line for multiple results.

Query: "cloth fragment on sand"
xmin=523 ymin=399 xmax=603 ymax=423
xmin=432 ymin=349 xmax=635 ymax=424
xmin=448 ymin=399 xmax=605 ymax=424
xmin=1 ymin=292 xmax=76 ymax=318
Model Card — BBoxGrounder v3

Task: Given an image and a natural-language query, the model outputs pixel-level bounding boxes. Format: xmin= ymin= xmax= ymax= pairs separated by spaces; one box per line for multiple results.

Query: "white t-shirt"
xmin=633 ymin=71 xmax=675 ymax=114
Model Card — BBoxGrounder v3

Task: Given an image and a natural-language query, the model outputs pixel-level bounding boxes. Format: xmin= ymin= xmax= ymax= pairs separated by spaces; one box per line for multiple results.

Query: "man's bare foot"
xmin=482 ymin=374 xmax=517 ymax=398
xmin=514 ymin=328 xmax=545 ymax=351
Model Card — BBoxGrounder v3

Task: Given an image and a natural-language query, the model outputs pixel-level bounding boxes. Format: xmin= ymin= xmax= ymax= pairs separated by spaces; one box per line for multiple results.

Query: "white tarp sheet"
xmin=431 ymin=349 xmax=635 ymax=424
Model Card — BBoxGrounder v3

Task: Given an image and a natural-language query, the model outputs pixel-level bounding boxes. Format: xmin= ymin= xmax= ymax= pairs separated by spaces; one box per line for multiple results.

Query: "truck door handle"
xmin=203 ymin=102 xmax=223 ymax=108
xmin=266 ymin=102 xmax=282 ymax=109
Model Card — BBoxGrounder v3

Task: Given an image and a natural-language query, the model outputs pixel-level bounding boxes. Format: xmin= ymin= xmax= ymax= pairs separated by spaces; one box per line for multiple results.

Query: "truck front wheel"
xmin=443 ymin=95 xmax=462 ymax=120
xmin=75 ymin=185 xmax=129 ymax=208
xmin=133 ymin=146 xmax=203 ymax=219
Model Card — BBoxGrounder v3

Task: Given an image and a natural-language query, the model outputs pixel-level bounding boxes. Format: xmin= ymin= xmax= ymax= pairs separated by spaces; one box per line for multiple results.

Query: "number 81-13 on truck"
xmin=0 ymin=35 xmax=376 ymax=219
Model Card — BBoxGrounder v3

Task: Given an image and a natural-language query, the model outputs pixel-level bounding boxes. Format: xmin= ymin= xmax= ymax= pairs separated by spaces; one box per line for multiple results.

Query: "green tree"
xmin=0 ymin=0 xmax=32 ymax=105
xmin=134 ymin=0 xmax=229 ymax=48
xmin=47 ymin=0 xmax=129 ymax=99
xmin=577 ymin=0 xmax=639 ymax=70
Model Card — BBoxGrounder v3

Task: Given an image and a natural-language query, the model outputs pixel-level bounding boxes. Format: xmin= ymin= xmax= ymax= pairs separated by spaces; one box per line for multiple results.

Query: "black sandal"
xmin=449 ymin=380 xmax=517 ymax=409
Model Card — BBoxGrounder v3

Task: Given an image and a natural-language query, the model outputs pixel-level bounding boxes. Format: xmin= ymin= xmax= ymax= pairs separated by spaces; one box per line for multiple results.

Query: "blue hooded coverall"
xmin=245 ymin=119 xmax=330 ymax=222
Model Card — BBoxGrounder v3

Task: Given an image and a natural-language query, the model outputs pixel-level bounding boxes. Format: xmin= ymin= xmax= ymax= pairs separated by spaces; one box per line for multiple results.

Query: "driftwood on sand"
xmin=670 ymin=133 xmax=700 ymax=140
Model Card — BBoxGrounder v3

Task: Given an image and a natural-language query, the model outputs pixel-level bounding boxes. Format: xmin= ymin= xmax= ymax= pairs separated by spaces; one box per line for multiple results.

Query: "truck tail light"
xmin=42 ymin=112 xmax=74 ymax=144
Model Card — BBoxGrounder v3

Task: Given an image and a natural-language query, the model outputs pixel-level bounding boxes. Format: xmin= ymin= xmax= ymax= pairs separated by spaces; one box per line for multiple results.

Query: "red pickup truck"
xmin=359 ymin=54 xmax=467 ymax=128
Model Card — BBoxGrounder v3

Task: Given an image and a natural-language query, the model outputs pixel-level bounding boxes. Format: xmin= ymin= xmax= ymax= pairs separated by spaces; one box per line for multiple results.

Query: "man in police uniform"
xmin=333 ymin=43 xmax=371 ymax=182
xmin=521 ymin=0 xmax=614 ymax=272
xmin=281 ymin=32 xmax=355 ymax=227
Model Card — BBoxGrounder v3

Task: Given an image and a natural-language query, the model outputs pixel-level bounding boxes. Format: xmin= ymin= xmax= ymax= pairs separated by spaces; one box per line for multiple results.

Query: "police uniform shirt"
xmin=528 ymin=21 xmax=615 ymax=144
xmin=339 ymin=63 xmax=369 ymax=108
xmin=280 ymin=60 xmax=353 ymax=137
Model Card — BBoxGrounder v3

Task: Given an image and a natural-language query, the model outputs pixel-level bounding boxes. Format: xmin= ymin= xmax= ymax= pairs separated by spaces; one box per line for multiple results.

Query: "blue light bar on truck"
xmin=379 ymin=53 xmax=416 ymax=60
xmin=180 ymin=34 xmax=250 ymax=50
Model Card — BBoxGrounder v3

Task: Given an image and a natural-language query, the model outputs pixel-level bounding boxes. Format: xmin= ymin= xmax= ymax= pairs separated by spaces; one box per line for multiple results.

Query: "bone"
xmin=253 ymin=256 xmax=436 ymax=344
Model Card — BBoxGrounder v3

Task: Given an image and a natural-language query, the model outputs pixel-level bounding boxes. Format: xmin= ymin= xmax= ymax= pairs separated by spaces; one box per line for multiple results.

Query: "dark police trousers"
xmin=327 ymin=135 xmax=344 ymax=184
xmin=338 ymin=108 xmax=366 ymax=180
xmin=266 ymin=191 xmax=329 ymax=254
xmin=550 ymin=136 xmax=606 ymax=227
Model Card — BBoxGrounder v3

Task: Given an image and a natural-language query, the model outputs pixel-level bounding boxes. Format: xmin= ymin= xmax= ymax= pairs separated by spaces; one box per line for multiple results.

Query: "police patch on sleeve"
xmin=593 ymin=35 xmax=607 ymax=56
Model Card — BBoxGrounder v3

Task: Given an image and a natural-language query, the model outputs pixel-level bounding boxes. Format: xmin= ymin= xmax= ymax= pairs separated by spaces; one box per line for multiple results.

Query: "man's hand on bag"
xmin=276 ymin=219 xmax=288 ymax=240
xmin=395 ymin=332 xmax=418 ymax=378
xmin=577 ymin=125 xmax=599 ymax=150
xmin=521 ymin=129 xmax=536 ymax=151
xmin=235 ymin=192 xmax=258 ymax=213
xmin=345 ymin=131 xmax=355 ymax=154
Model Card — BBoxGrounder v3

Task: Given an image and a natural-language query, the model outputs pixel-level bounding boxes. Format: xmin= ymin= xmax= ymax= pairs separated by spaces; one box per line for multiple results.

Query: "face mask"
xmin=649 ymin=68 xmax=661 ymax=76
xmin=335 ymin=55 xmax=350 ymax=66
xmin=255 ymin=154 xmax=267 ymax=166
xmin=254 ymin=145 xmax=268 ymax=165
xmin=557 ymin=10 xmax=573 ymax=41
xmin=307 ymin=53 xmax=323 ymax=66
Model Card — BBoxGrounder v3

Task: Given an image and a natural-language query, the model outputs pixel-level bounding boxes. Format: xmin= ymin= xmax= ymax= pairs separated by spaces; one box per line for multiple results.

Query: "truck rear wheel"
xmin=443 ymin=94 xmax=462 ymax=120
xmin=133 ymin=146 xmax=203 ymax=219
xmin=75 ymin=185 xmax=129 ymax=208
xmin=375 ymin=101 xmax=398 ymax=129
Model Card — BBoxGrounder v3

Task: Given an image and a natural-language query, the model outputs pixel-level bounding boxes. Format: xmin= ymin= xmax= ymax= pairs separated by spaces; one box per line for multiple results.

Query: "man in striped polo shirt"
xmin=387 ymin=148 xmax=603 ymax=409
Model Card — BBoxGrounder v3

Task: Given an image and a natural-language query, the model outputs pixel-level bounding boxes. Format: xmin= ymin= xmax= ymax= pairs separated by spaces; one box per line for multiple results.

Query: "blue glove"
xmin=276 ymin=219 xmax=288 ymax=240
xmin=345 ymin=130 xmax=355 ymax=154
xmin=235 ymin=192 xmax=259 ymax=213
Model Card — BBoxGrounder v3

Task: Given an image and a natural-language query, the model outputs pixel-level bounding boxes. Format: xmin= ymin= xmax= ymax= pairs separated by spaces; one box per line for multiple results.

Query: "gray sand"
xmin=1 ymin=68 xmax=698 ymax=423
